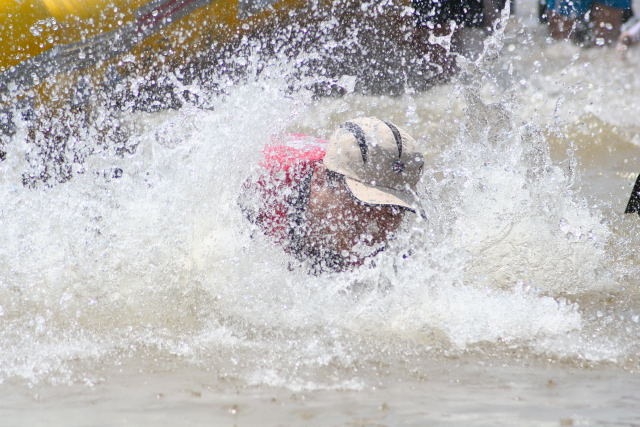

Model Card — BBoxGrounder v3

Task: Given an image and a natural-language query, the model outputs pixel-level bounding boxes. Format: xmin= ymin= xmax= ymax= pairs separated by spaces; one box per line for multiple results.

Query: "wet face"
xmin=304 ymin=165 xmax=405 ymax=265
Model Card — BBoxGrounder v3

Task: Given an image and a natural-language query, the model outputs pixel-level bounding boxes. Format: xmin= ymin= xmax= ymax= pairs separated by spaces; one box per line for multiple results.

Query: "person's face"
xmin=304 ymin=165 xmax=405 ymax=262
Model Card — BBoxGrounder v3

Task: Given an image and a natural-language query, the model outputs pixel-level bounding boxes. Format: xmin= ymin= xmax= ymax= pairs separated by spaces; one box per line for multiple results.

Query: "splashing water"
xmin=1 ymin=3 xmax=640 ymax=397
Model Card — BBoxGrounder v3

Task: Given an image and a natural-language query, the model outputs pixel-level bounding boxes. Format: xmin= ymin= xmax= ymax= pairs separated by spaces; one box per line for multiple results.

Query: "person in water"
xmin=240 ymin=117 xmax=425 ymax=274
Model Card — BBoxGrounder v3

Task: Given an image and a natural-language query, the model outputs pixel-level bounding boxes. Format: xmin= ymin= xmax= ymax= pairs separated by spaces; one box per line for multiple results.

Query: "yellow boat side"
xmin=0 ymin=0 xmax=306 ymax=93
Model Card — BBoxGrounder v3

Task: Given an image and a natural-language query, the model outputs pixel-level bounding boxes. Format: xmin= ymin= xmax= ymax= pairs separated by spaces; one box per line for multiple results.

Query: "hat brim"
xmin=344 ymin=177 xmax=418 ymax=212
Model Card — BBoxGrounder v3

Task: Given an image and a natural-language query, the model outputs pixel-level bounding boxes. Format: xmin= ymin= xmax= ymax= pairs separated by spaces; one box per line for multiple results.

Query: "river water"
xmin=2 ymin=1 xmax=640 ymax=426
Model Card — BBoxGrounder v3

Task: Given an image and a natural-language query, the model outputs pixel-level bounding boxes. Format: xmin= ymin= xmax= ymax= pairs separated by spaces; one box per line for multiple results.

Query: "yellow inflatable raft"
xmin=0 ymin=0 xmax=305 ymax=95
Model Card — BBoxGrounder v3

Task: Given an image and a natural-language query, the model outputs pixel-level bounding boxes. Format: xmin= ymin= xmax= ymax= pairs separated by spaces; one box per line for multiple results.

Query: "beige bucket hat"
xmin=323 ymin=117 xmax=424 ymax=211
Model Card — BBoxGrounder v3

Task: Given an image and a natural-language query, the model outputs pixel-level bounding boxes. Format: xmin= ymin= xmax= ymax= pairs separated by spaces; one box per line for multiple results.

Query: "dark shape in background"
xmin=625 ymin=174 xmax=640 ymax=216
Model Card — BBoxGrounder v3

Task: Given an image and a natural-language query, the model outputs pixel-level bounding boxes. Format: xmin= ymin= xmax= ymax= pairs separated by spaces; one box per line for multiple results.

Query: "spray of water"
xmin=1 ymin=3 xmax=639 ymax=389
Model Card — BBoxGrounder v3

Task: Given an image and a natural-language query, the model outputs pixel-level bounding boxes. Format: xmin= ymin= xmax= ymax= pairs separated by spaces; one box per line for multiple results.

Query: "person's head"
xmin=302 ymin=117 xmax=424 ymax=269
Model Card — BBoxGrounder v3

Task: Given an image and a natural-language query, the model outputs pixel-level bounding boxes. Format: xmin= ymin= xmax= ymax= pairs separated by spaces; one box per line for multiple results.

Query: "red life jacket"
xmin=245 ymin=134 xmax=327 ymax=245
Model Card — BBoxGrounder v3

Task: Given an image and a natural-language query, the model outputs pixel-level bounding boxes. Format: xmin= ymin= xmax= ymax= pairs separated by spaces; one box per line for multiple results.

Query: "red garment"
xmin=250 ymin=134 xmax=327 ymax=244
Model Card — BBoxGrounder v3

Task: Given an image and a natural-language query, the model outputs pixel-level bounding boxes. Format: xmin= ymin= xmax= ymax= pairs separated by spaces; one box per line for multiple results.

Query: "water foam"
xmin=1 ymin=14 xmax=639 ymax=389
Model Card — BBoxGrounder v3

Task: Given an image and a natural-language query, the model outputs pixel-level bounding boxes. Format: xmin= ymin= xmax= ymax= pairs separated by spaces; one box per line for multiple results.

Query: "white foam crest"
xmin=0 ymin=67 xmax=316 ymax=382
xmin=426 ymin=85 xmax=616 ymax=295
xmin=387 ymin=281 xmax=581 ymax=350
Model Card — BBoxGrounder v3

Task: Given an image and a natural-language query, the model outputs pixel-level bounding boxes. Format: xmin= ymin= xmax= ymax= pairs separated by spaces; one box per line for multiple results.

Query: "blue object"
xmin=546 ymin=0 xmax=631 ymax=17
